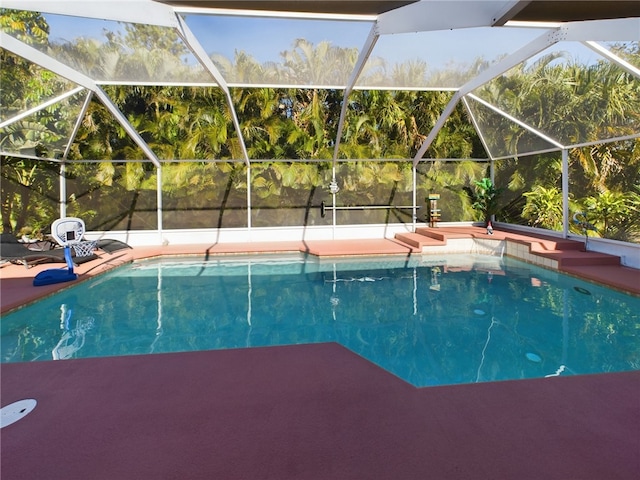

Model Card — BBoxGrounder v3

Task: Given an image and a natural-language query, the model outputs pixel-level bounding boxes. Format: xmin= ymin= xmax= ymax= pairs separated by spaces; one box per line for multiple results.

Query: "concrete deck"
xmin=2 ymin=345 xmax=639 ymax=480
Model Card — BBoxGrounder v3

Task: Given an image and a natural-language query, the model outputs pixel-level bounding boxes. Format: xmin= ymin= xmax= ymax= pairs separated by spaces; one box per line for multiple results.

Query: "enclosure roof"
xmin=1 ymin=0 xmax=639 ymax=165
xmin=156 ymin=1 xmax=639 ymax=23
xmin=156 ymin=1 xmax=419 ymax=16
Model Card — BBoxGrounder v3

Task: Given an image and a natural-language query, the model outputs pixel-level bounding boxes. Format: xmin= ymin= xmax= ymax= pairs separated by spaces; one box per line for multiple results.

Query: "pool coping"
xmin=2 ymin=227 xmax=638 ymax=316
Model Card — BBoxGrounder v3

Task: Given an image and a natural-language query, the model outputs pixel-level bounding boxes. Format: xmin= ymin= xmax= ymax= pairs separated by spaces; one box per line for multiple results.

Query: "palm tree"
xmin=280 ymin=39 xmax=357 ymax=86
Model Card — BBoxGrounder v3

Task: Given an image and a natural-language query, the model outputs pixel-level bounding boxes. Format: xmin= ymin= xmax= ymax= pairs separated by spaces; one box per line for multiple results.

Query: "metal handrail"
xmin=320 ymin=201 xmax=419 ymax=218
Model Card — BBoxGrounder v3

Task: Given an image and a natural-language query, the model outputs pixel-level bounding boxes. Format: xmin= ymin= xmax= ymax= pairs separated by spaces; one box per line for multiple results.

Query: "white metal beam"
xmin=63 ymin=91 xmax=94 ymax=160
xmin=412 ymin=27 xmax=565 ymax=165
xmin=174 ymin=15 xmax=250 ymax=166
xmin=2 ymin=32 xmax=161 ymax=165
xmin=332 ymin=23 xmax=380 ymax=162
xmin=93 ymin=87 xmax=162 ymax=167
xmin=411 ymin=94 xmax=460 ymax=166
xmin=487 ymin=133 xmax=640 ymax=161
xmin=461 ymin=97 xmax=496 ymax=160
xmin=156 ymin=165 xmax=163 ymax=236
xmin=489 ymin=146 xmax=561 ymax=161
xmin=467 ymin=93 xmax=565 ymax=148
xmin=1 ymin=0 xmax=179 ymax=28
xmin=568 ymin=133 xmax=640 ymax=150
xmin=492 ymin=0 xmax=532 ymax=27
xmin=583 ymin=41 xmax=640 ymax=79
xmin=564 ymin=17 xmax=640 ymax=42
xmin=377 ymin=0 xmax=520 ymax=35
xmin=0 ymin=86 xmax=85 ymax=129
xmin=0 ymin=32 xmax=96 ymax=90
xmin=460 ymin=27 xmax=569 ymax=97
xmin=59 ymin=162 xmax=67 ymax=217
xmin=562 ymin=149 xmax=569 ymax=237
xmin=171 ymin=5 xmax=376 ymax=22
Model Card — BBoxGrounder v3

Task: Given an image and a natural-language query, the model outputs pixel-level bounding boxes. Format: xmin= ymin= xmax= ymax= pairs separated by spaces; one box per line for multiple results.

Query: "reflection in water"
xmin=52 ymin=304 xmax=94 ymax=360
xmin=149 ymin=266 xmax=164 ymax=353
xmin=429 ymin=266 xmax=441 ymax=291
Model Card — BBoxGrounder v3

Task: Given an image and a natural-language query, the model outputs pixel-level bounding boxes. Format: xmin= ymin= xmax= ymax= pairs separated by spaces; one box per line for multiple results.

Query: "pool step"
xmin=536 ymin=249 xmax=621 ymax=268
xmin=525 ymin=238 xmax=585 ymax=252
xmin=515 ymin=238 xmax=621 ymax=267
xmin=414 ymin=227 xmax=448 ymax=242
xmin=394 ymin=232 xmax=446 ymax=249
xmin=398 ymin=227 xmax=622 ymax=270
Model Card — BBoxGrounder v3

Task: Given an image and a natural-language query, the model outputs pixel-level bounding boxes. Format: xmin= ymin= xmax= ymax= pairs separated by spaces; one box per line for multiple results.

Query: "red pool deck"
xmin=1 ymin=228 xmax=639 ymax=479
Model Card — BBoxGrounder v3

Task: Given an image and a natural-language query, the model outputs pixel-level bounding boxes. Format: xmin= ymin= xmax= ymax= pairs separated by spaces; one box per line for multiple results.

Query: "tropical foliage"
xmin=1 ymin=9 xmax=639 ymax=243
xmin=522 ymin=185 xmax=566 ymax=231
xmin=465 ymin=177 xmax=503 ymax=224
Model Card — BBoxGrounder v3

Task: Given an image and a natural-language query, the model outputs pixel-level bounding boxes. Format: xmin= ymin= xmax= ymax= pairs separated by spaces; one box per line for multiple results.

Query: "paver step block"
xmin=394 ymin=233 xmax=424 ymax=248
xmin=558 ymin=254 xmax=621 ymax=267
xmin=394 ymin=232 xmax=446 ymax=248
xmin=535 ymin=240 xmax=584 ymax=251
xmin=414 ymin=227 xmax=447 ymax=242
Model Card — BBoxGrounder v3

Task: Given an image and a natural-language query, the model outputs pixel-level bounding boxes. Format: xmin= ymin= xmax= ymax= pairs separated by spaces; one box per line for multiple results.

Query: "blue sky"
xmin=182 ymin=15 xmax=551 ymax=68
xmin=45 ymin=14 xmax=121 ymax=44
xmin=183 ymin=15 xmax=373 ymax=63
xmin=43 ymin=13 xmax=607 ymax=71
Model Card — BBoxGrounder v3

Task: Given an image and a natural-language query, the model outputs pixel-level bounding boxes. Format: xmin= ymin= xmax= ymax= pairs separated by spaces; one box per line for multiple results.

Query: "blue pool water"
xmin=2 ymin=253 xmax=639 ymax=387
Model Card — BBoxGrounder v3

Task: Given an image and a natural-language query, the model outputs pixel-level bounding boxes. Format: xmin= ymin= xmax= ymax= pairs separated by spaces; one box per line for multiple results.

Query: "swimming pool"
xmin=2 ymin=253 xmax=638 ymax=387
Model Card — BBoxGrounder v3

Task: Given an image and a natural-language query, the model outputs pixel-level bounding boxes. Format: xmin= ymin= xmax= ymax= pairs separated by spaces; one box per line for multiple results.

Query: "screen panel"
xmin=183 ymin=14 xmax=372 ymax=87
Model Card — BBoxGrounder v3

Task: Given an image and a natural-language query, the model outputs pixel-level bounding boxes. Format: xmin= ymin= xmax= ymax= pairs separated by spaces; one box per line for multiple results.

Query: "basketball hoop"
xmin=72 ymin=240 xmax=97 ymax=257
xmin=34 ymin=217 xmax=90 ymax=287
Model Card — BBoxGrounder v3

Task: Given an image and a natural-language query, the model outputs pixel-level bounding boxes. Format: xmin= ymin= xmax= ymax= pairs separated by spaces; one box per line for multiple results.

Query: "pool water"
xmin=2 ymin=253 xmax=639 ymax=387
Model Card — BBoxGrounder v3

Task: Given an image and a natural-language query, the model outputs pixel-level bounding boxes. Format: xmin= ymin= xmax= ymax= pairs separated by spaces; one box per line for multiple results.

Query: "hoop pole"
xmin=63 ymin=246 xmax=74 ymax=274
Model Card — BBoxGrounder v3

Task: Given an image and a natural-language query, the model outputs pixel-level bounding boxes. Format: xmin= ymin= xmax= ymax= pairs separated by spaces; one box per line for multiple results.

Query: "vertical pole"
xmin=246 ymin=163 xmax=252 ymax=233
xmin=331 ymin=163 xmax=338 ymax=239
xmin=489 ymin=159 xmax=495 ymax=185
xmin=412 ymin=164 xmax=417 ymax=231
xmin=562 ymin=149 xmax=569 ymax=238
xmin=63 ymin=246 xmax=75 ymax=274
xmin=156 ymin=164 xmax=163 ymax=243
xmin=59 ymin=162 xmax=67 ymax=218
xmin=490 ymin=160 xmax=496 ymax=224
